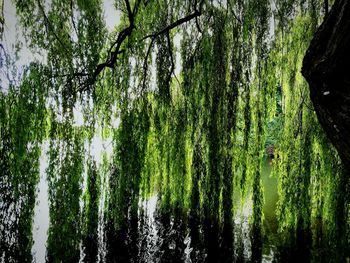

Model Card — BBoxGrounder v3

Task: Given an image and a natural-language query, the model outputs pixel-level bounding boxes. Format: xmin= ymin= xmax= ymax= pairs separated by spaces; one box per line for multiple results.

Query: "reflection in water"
xmin=2 ymin=154 xmax=350 ymax=262
xmin=261 ymin=157 xmax=278 ymax=262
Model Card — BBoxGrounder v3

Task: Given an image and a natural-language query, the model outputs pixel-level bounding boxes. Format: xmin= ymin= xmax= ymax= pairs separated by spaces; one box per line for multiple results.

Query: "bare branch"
xmin=79 ymin=26 xmax=133 ymax=92
xmin=78 ymin=4 xmax=202 ymax=92
xmin=124 ymin=0 xmax=134 ymax=26
xmin=142 ymin=10 xmax=201 ymax=41
xmin=78 ymin=0 xmax=144 ymax=92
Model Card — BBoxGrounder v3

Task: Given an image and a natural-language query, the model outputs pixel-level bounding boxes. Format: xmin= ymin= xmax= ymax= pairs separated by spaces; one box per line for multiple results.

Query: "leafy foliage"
xmin=1 ymin=0 xmax=349 ymax=262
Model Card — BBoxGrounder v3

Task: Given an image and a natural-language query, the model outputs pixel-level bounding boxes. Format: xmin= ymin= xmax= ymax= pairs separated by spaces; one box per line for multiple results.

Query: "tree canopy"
xmin=1 ymin=0 xmax=349 ymax=262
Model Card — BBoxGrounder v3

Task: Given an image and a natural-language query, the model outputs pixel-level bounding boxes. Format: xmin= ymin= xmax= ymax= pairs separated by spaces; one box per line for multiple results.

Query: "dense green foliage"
xmin=0 ymin=65 xmax=47 ymax=261
xmin=1 ymin=0 xmax=349 ymax=262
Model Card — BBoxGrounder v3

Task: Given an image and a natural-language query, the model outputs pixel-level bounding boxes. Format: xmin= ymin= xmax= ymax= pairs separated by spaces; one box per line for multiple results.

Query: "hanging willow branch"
xmin=34 ymin=0 xmax=203 ymax=92
xmin=78 ymin=1 xmax=202 ymax=92
xmin=37 ymin=0 xmax=72 ymax=56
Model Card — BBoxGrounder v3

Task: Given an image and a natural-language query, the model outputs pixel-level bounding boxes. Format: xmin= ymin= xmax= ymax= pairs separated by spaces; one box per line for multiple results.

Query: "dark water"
xmin=30 ymin=158 xmax=261 ymax=262
xmin=1 ymin=154 xmax=348 ymax=262
xmin=261 ymin=157 xmax=278 ymax=261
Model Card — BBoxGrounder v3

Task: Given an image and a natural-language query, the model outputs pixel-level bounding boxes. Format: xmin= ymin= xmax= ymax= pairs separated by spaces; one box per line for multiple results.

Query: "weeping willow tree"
xmin=1 ymin=0 xmax=349 ymax=262
xmin=0 ymin=64 xmax=47 ymax=261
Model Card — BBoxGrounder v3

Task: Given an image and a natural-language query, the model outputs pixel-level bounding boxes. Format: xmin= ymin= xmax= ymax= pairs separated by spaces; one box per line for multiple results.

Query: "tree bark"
xmin=302 ymin=0 xmax=350 ymax=169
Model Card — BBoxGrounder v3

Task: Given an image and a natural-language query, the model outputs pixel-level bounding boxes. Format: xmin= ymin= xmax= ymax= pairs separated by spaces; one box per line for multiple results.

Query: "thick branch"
xmin=125 ymin=0 xmax=133 ymax=21
xmin=81 ymin=8 xmax=202 ymax=91
xmin=79 ymin=0 xmax=138 ymax=91
xmin=142 ymin=10 xmax=201 ymax=40
xmin=90 ymin=27 xmax=132 ymax=82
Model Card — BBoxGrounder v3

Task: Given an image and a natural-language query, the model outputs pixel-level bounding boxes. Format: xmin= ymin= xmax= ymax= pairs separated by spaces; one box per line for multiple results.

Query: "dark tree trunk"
xmin=302 ymin=0 xmax=350 ymax=169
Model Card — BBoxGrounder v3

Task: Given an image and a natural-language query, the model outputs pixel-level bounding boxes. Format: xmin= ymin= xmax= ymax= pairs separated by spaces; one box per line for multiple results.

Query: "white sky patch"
xmin=174 ymin=33 xmax=182 ymax=78
xmin=149 ymin=49 xmax=157 ymax=92
xmin=71 ymin=8 xmax=80 ymax=43
xmin=1 ymin=0 xmax=118 ymax=91
xmin=2 ymin=0 xmax=46 ymax=91
xmin=212 ymin=0 xmax=227 ymax=8
xmin=268 ymin=0 xmax=276 ymax=43
xmin=4 ymin=0 xmax=46 ymax=64
xmin=88 ymin=134 xmax=113 ymax=166
xmin=73 ymin=102 xmax=85 ymax=127
xmin=111 ymin=115 xmax=120 ymax=129
xmin=32 ymin=141 xmax=50 ymax=263
xmin=103 ymin=0 xmax=121 ymax=32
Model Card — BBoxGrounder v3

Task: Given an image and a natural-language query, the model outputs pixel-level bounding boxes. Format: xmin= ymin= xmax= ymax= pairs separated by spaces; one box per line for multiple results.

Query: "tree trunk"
xmin=302 ymin=0 xmax=350 ymax=169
